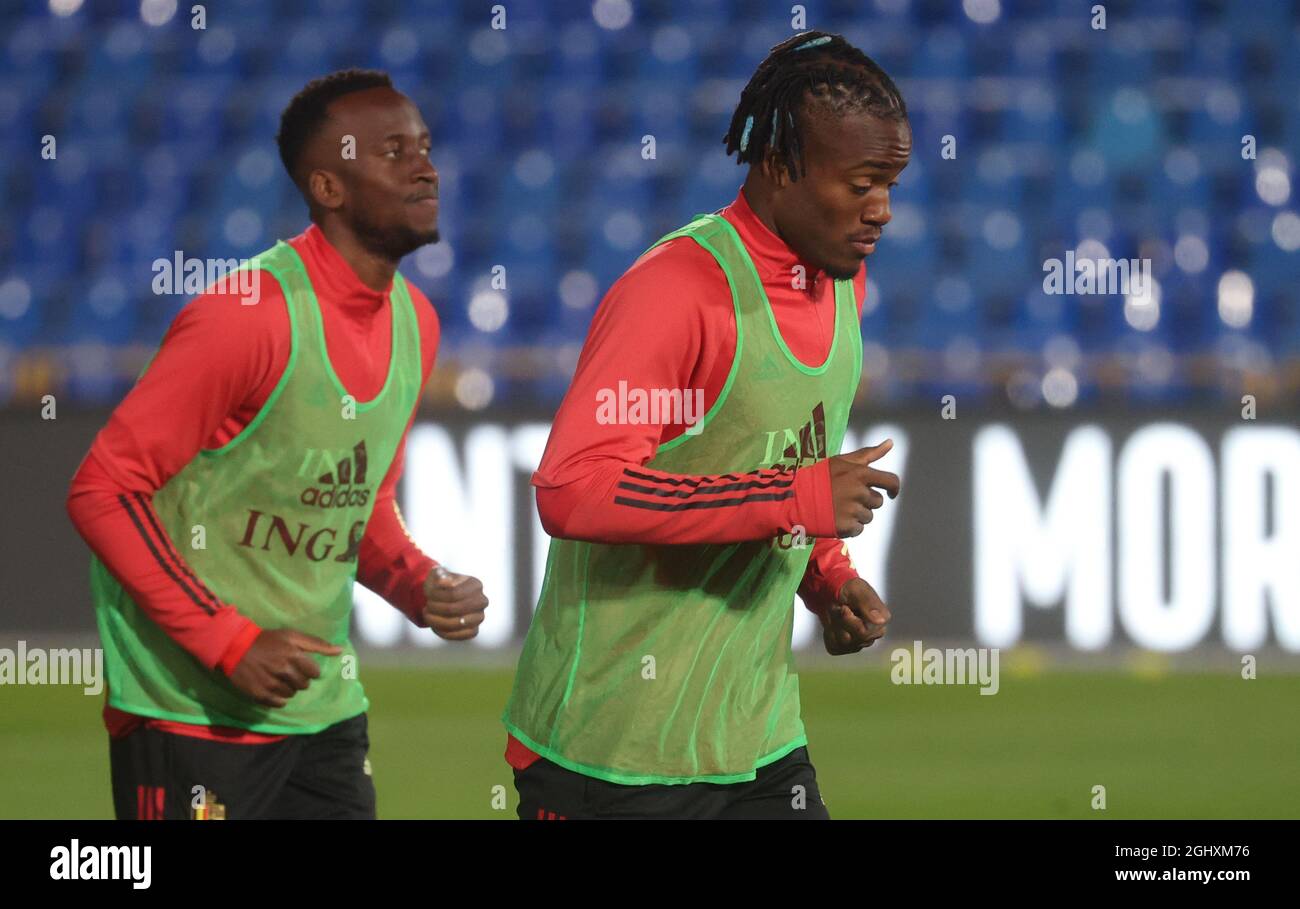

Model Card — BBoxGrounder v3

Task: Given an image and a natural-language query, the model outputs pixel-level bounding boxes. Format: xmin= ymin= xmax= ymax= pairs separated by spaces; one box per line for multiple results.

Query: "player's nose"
xmin=413 ymin=156 xmax=438 ymax=187
xmin=864 ymin=190 xmax=892 ymax=226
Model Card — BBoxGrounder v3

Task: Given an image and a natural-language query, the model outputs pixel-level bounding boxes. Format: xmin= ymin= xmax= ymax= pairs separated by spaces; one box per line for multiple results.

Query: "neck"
xmin=317 ymin=217 xmax=397 ymax=293
xmin=740 ymin=174 xmax=782 ymax=240
xmin=741 ymin=172 xmax=824 ymax=282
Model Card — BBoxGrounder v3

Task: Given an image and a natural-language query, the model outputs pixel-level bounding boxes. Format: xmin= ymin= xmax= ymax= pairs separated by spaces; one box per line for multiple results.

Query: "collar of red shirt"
xmin=291 ymin=222 xmax=391 ymax=315
xmin=724 ymin=186 xmax=834 ymax=297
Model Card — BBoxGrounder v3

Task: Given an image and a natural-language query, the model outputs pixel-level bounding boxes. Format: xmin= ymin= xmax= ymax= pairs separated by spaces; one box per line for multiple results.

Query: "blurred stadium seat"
xmin=0 ymin=0 xmax=1297 ymax=409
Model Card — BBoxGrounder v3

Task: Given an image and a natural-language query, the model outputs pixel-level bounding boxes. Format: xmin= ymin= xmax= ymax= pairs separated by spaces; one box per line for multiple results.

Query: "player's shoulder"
xmin=397 ymin=273 xmax=439 ymax=330
xmin=145 ymin=268 xmax=290 ymax=388
xmin=852 ymin=261 xmax=868 ymax=314
xmin=395 ymin=271 xmax=440 ymax=353
xmin=395 ymin=272 xmax=439 ymax=375
xmin=166 ymin=268 xmax=289 ymax=340
xmin=605 ymin=232 xmax=731 ymax=316
xmin=625 ymin=230 xmax=724 ymax=277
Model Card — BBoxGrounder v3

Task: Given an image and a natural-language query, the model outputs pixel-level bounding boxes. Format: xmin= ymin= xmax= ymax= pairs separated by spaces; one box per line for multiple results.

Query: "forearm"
xmin=355 ymin=495 xmax=438 ymax=625
xmin=797 ymin=536 xmax=860 ymax=619
xmin=64 ymin=285 xmax=287 ymax=675
xmin=536 ymin=457 xmax=835 ymax=545
xmin=67 ymin=465 xmax=259 ymax=672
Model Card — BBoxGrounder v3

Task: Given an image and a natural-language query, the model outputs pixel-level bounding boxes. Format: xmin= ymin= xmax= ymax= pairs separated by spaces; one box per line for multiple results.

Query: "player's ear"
xmin=758 ymin=148 xmax=791 ymax=188
xmin=307 ymin=169 xmax=345 ymax=212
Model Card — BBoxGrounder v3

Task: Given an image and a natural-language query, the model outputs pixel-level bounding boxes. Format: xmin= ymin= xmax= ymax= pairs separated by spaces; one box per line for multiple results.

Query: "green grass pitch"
xmin=1 ymin=666 xmax=1295 ymax=819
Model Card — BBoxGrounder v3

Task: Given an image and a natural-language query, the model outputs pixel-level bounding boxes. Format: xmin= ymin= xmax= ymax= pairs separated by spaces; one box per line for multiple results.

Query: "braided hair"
xmin=723 ymin=31 xmax=907 ymax=182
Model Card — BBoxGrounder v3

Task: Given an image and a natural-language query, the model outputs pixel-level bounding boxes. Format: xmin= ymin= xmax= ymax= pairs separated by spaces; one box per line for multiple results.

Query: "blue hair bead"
xmin=739 ymin=114 xmax=754 ymax=151
xmin=794 ymin=35 xmax=832 ymax=52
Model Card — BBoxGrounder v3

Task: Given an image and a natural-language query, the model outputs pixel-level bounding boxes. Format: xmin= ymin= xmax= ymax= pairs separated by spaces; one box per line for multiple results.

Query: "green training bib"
xmin=504 ymin=213 xmax=863 ymax=783
xmin=92 ymin=240 xmax=422 ymax=733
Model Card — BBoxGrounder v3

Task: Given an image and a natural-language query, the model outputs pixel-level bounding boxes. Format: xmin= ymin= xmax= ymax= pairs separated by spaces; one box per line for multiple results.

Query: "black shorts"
xmin=109 ymin=712 xmax=376 ymax=820
xmin=514 ymin=746 xmax=830 ymax=820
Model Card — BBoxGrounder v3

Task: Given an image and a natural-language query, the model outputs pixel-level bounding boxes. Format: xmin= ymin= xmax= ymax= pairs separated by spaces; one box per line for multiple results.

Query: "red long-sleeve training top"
xmin=67 ymin=223 xmax=440 ymax=744
xmin=504 ymin=186 xmax=867 ymax=771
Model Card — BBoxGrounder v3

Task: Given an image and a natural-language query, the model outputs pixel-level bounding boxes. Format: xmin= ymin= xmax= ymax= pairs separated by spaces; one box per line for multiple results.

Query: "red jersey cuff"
xmin=826 ymin=567 xmax=861 ymax=606
xmin=216 ymin=621 xmax=263 ymax=676
xmin=791 ymin=459 xmax=837 ymax=538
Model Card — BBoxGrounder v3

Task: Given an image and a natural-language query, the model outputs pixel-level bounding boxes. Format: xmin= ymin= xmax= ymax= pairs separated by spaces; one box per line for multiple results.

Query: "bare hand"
xmin=822 ymin=578 xmax=892 ymax=655
xmin=422 ymin=567 xmax=489 ymax=641
xmin=229 ymin=628 xmax=343 ymax=708
xmin=827 ymin=439 xmax=900 ymax=537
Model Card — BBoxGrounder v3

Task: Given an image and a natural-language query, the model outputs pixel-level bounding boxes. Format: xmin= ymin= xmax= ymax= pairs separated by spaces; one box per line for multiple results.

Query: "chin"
xmin=407 ymin=216 xmax=440 ymax=243
xmin=824 ymin=261 xmax=862 ymax=281
xmin=386 ymin=226 xmax=440 ymax=260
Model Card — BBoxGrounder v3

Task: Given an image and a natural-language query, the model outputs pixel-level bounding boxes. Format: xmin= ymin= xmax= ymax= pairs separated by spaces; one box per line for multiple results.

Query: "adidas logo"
xmin=755 ymin=354 xmax=782 ymax=379
xmin=299 ymin=440 xmax=372 ymax=509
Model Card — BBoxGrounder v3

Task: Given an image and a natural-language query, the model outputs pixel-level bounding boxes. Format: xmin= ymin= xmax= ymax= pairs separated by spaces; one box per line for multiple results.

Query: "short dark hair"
xmin=724 ymin=31 xmax=907 ymax=182
xmin=276 ymin=68 xmax=394 ymax=185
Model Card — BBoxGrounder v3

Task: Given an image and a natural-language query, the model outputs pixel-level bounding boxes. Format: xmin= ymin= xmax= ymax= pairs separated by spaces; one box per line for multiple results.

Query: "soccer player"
xmin=503 ymin=32 xmax=910 ymax=819
xmin=66 ymin=69 xmax=488 ymax=820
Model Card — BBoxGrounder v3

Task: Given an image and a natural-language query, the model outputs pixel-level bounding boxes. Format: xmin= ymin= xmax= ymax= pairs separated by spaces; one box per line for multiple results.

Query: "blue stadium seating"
xmin=0 ymin=0 xmax=1296 ymax=406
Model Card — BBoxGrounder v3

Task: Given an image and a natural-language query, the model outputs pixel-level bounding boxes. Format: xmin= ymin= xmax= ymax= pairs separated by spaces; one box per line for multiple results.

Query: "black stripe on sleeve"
xmin=616 ymin=475 xmax=794 ymax=498
xmin=118 ymin=494 xmax=217 ymax=616
xmin=613 ymin=490 xmax=795 ymax=511
xmin=131 ymin=492 xmax=223 ymax=611
xmin=621 ymin=465 xmax=793 ymax=489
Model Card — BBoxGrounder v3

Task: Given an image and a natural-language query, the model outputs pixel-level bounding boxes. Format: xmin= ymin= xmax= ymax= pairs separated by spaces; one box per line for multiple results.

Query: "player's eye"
xmin=851 ymin=184 xmax=870 ymax=195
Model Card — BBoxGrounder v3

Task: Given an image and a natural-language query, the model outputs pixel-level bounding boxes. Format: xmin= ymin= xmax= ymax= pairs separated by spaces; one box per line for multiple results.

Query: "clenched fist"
xmin=822 ymin=578 xmax=892 ymax=655
xmin=422 ymin=566 xmax=489 ymax=641
xmin=229 ymin=628 xmax=343 ymax=708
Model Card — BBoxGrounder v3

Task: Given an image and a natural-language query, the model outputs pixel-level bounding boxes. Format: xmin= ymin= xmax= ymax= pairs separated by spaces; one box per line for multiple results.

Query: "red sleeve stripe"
xmin=117 ymin=494 xmax=219 ymax=616
xmin=130 ymin=491 xmax=224 ymax=610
